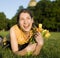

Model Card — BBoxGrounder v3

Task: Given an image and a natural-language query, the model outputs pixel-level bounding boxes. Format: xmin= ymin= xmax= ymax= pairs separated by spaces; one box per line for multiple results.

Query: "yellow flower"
xmin=42 ymin=29 xmax=47 ymax=36
xmin=30 ymin=23 xmax=51 ymax=44
xmin=32 ymin=23 xmax=43 ymax=32
xmin=36 ymin=24 xmax=43 ymax=32
xmin=38 ymin=24 xmax=51 ymax=39
xmin=45 ymin=32 xmax=51 ymax=38
xmin=3 ymin=42 xmax=6 ymax=45
xmin=42 ymin=29 xmax=47 ymax=33
xmin=3 ymin=37 xmax=7 ymax=42
xmin=39 ymin=24 xmax=42 ymax=29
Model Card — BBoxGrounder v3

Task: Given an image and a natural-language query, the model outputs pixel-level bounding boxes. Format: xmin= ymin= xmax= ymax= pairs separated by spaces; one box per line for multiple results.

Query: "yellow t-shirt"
xmin=12 ymin=24 xmax=33 ymax=45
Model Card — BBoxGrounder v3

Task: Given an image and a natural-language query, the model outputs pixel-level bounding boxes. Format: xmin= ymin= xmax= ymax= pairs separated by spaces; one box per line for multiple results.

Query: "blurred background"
xmin=0 ymin=0 xmax=60 ymax=32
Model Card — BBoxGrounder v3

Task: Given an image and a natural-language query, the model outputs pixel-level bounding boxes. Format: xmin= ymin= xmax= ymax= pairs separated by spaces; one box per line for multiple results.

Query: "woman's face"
xmin=19 ymin=12 xmax=33 ymax=32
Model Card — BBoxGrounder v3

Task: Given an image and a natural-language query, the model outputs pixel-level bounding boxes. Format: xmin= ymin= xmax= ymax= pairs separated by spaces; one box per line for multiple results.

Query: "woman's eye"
xmin=27 ymin=17 xmax=31 ymax=20
xmin=20 ymin=18 xmax=24 ymax=21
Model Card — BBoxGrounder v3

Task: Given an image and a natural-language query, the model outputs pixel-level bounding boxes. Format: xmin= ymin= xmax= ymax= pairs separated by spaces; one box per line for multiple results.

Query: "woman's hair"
xmin=17 ymin=9 xmax=33 ymax=24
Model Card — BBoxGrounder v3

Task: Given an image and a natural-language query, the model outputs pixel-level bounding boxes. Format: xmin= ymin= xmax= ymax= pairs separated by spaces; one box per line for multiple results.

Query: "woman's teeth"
xmin=24 ymin=25 xmax=29 ymax=28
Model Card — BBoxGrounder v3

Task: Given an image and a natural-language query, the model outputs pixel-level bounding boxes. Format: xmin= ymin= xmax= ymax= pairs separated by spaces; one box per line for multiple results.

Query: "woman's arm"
xmin=10 ymin=27 xmax=36 ymax=56
xmin=10 ymin=27 xmax=27 ymax=56
xmin=33 ymin=43 xmax=43 ymax=56
xmin=33 ymin=32 xmax=44 ymax=55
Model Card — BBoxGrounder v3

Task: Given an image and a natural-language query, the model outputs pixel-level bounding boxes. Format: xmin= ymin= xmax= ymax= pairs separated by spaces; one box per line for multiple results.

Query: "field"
xmin=0 ymin=31 xmax=60 ymax=58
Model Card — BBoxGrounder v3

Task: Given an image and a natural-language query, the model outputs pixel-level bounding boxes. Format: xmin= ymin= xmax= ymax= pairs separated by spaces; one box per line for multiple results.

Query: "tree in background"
xmin=28 ymin=0 xmax=60 ymax=32
xmin=11 ymin=6 xmax=24 ymax=27
xmin=0 ymin=12 xmax=6 ymax=30
xmin=0 ymin=0 xmax=60 ymax=31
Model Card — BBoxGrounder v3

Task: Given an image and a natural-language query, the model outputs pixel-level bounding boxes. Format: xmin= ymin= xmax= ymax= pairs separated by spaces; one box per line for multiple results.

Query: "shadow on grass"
xmin=0 ymin=53 xmax=2 ymax=58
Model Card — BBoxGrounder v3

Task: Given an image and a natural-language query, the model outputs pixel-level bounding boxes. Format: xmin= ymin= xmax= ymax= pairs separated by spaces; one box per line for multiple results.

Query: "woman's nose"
xmin=24 ymin=19 xmax=28 ymax=24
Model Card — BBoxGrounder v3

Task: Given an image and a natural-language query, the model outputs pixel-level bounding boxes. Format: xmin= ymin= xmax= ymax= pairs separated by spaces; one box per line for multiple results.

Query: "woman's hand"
xmin=25 ymin=43 xmax=37 ymax=52
xmin=34 ymin=32 xmax=44 ymax=46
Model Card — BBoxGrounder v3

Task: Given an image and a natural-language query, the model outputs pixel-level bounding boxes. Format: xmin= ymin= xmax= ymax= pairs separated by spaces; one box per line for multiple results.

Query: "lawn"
xmin=0 ymin=31 xmax=60 ymax=58
xmin=0 ymin=31 xmax=9 ymax=37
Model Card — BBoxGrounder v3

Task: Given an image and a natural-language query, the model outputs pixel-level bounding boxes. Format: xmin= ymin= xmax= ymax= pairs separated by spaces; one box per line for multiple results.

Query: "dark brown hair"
xmin=17 ymin=9 xmax=33 ymax=24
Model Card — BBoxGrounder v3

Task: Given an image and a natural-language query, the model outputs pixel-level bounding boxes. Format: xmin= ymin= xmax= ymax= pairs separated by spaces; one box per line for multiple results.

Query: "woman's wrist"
xmin=25 ymin=43 xmax=37 ymax=52
xmin=37 ymin=41 xmax=44 ymax=46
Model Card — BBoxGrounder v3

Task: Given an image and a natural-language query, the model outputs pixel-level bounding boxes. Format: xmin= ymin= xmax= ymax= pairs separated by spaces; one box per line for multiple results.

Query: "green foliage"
xmin=0 ymin=31 xmax=9 ymax=37
xmin=0 ymin=1 xmax=60 ymax=31
xmin=0 ymin=6 xmax=24 ymax=31
xmin=16 ymin=6 xmax=24 ymax=15
xmin=0 ymin=12 xmax=6 ymax=30
xmin=28 ymin=0 xmax=60 ymax=32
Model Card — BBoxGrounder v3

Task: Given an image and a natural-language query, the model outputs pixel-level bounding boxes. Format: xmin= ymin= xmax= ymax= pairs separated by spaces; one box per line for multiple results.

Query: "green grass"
xmin=0 ymin=31 xmax=60 ymax=58
xmin=0 ymin=31 xmax=9 ymax=37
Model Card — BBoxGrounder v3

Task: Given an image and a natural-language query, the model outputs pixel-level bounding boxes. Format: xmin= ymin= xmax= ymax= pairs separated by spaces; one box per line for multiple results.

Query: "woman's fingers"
xmin=26 ymin=43 xmax=37 ymax=52
xmin=34 ymin=32 xmax=41 ymax=39
xmin=34 ymin=32 xmax=41 ymax=37
xmin=34 ymin=32 xmax=44 ymax=45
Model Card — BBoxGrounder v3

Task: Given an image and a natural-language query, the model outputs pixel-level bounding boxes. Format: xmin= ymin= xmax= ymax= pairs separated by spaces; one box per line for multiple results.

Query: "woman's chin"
xmin=24 ymin=29 xmax=30 ymax=32
xmin=23 ymin=28 xmax=30 ymax=32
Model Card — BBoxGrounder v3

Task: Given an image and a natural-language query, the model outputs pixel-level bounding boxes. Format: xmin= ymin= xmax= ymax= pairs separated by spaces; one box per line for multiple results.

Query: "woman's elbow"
xmin=12 ymin=50 xmax=26 ymax=56
xmin=12 ymin=50 xmax=20 ymax=56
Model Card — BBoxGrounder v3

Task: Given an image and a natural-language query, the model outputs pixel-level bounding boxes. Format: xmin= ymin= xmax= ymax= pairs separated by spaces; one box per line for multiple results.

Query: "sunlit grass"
xmin=0 ymin=32 xmax=60 ymax=58
xmin=0 ymin=31 xmax=9 ymax=37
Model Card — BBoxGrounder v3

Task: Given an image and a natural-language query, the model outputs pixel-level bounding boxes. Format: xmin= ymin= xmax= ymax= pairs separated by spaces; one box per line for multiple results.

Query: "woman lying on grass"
xmin=10 ymin=9 xmax=44 ymax=56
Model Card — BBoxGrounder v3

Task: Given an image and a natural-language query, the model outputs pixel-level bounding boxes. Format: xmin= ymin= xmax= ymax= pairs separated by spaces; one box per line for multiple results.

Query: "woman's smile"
xmin=23 ymin=24 xmax=30 ymax=29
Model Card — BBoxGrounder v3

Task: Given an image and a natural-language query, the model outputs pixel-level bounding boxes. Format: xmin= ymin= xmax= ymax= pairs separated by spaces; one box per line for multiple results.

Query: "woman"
xmin=10 ymin=9 xmax=44 ymax=56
